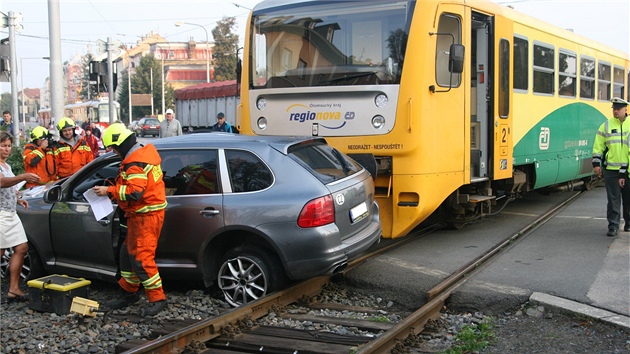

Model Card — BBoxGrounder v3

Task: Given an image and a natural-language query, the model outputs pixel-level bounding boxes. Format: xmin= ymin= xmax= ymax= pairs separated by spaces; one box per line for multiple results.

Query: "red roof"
xmin=174 ymin=80 xmax=238 ymax=100
xmin=167 ymin=70 xmax=207 ymax=81
xmin=22 ymin=88 xmax=41 ymax=99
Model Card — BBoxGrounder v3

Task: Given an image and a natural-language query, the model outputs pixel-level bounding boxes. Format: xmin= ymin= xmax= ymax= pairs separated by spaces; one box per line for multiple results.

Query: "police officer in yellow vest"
xmin=593 ymin=97 xmax=630 ymax=236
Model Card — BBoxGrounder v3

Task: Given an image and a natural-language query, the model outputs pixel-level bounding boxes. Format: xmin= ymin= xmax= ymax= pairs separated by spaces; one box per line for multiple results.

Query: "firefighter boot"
xmin=107 ymin=290 xmax=140 ymax=310
xmin=142 ymin=300 xmax=168 ymax=316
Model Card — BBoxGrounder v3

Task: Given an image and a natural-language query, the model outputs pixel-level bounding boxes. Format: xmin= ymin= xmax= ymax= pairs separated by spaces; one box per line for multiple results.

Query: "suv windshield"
xmin=288 ymin=141 xmax=362 ymax=184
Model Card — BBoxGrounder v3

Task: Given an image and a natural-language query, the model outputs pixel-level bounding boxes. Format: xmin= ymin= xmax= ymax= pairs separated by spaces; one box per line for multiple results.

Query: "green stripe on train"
xmin=513 ymin=103 xmax=606 ymax=189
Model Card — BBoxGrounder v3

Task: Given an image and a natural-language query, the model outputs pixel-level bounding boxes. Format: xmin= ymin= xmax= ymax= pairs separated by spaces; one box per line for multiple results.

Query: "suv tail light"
xmin=298 ymin=195 xmax=335 ymax=228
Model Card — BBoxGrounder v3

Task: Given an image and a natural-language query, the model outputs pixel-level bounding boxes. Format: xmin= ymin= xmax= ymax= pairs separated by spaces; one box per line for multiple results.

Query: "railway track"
xmin=119 ymin=191 xmax=583 ymax=354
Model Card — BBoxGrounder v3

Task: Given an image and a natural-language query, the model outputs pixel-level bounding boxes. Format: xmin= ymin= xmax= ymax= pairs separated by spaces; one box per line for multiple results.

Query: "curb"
xmin=530 ymin=292 xmax=630 ymax=330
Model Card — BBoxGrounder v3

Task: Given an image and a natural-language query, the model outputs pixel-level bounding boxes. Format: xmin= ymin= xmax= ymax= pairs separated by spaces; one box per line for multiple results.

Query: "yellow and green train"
xmin=236 ymin=0 xmax=630 ymax=238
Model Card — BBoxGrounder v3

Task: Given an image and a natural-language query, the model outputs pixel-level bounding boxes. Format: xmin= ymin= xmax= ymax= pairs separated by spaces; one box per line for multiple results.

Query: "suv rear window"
xmin=288 ymin=141 xmax=362 ymax=184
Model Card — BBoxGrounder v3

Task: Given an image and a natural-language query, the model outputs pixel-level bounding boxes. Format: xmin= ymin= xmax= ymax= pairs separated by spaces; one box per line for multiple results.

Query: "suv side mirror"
xmin=44 ymin=185 xmax=62 ymax=203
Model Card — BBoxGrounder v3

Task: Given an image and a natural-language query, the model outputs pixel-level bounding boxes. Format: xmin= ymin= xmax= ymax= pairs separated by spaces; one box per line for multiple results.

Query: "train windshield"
xmin=97 ymin=104 xmax=118 ymax=122
xmin=250 ymin=1 xmax=412 ymax=89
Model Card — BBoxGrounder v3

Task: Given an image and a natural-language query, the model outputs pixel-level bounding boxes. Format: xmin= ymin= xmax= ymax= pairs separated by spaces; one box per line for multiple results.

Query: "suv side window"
xmin=226 ymin=150 xmax=273 ymax=192
xmin=160 ymin=149 xmax=219 ymax=195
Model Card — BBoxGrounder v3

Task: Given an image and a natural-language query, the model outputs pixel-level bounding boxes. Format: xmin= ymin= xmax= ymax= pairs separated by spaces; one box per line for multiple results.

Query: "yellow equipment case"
xmin=27 ymin=274 xmax=91 ymax=315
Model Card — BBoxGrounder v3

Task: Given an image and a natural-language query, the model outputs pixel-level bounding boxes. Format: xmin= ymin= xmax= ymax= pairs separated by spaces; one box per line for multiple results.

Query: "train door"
xmin=492 ymin=16 xmax=513 ymax=180
xmin=471 ymin=12 xmax=491 ymax=180
xmin=471 ymin=12 xmax=513 ymax=181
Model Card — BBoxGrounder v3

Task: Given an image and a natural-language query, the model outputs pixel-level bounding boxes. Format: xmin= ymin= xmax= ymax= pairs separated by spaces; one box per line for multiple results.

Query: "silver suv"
xmin=18 ymin=134 xmax=381 ymax=306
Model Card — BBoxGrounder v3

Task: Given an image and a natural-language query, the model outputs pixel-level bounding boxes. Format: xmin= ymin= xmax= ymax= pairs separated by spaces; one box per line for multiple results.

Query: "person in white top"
xmin=159 ymin=109 xmax=183 ymax=138
xmin=0 ymin=131 xmax=40 ymax=303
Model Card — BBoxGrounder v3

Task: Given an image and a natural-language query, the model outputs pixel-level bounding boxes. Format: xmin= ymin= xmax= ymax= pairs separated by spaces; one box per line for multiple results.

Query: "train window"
xmin=598 ymin=61 xmax=611 ymax=101
xmin=613 ymin=66 xmax=625 ymax=99
xmin=558 ymin=50 xmax=577 ymax=97
xmin=499 ymin=39 xmax=510 ymax=118
xmin=533 ymin=42 xmax=554 ymax=95
xmin=580 ymin=56 xmax=596 ymax=100
xmin=435 ymin=13 xmax=462 ymax=88
xmin=513 ymin=36 xmax=528 ymax=91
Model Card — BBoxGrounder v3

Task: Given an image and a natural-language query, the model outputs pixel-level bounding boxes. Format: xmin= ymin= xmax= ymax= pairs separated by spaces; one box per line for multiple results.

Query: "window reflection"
xmin=558 ymin=51 xmax=576 ymax=97
xmin=598 ymin=62 xmax=611 ymax=101
xmin=513 ymin=37 xmax=528 ymax=91
xmin=226 ymin=150 xmax=273 ymax=192
xmin=580 ymin=56 xmax=595 ymax=99
xmin=533 ymin=43 xmax=554 ymax=94
xmin=161 ymin=150 xmax=219 ymax=195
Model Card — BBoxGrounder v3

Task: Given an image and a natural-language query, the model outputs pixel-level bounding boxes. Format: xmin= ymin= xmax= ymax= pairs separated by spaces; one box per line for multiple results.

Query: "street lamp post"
xmin=118 ymin=45 xmax=133 ymax=124
xmin=20 ymin=57 xmax=49 ymax=130
xmin=175 ymin=21 xmax=210 ymax=83
xmin=153 ymin=44 xmax=168 ymax=116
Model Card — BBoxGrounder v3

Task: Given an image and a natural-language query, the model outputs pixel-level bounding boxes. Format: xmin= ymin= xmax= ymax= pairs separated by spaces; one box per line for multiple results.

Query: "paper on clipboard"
xmin=15 ymin=180 xmax=26 ymax=191
xmin=83 ymin=188 xmax=114 ymax=221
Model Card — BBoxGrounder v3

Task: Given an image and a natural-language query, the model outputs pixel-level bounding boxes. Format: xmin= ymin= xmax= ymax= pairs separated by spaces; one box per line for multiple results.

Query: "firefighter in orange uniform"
xmin=93 ymin=123 xmax=168 ymax=316
xmin=55 ymin=117 xmax=94 ymax=178
xmin=23 ymin=126 xmax=56 ymax=188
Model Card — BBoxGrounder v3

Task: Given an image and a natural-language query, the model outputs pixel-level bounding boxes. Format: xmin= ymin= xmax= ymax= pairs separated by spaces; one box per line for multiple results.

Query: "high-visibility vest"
xmin=23 ymin=142 xmax=56 ymax=187
xmin=108 ymin=144 xmax=167 ymax=215
xmin=592 ymin=117 xmax=630 ymax=171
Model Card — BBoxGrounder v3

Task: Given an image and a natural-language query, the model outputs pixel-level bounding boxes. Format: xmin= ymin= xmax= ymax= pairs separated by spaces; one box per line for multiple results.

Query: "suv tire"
xmin=217 ymin=245 xmax=286 ymax=307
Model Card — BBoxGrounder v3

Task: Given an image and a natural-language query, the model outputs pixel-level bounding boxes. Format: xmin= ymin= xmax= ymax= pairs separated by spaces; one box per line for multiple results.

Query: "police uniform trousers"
xmin=603 ymin=168 xmax=630 ymax=230
xmin=118 ymin=210 xmax=166 ymax=302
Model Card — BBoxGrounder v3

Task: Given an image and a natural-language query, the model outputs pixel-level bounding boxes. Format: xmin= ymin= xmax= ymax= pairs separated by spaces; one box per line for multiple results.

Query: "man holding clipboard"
xmin=92 ymin=124 xmax=168 ymax=316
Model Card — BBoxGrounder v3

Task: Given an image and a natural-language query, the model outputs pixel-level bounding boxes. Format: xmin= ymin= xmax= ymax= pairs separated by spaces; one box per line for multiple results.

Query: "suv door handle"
xmin=199 ymin=209 xmax=220 ymax=217
xmin=98 ymin=219 xmax=111 ymax=226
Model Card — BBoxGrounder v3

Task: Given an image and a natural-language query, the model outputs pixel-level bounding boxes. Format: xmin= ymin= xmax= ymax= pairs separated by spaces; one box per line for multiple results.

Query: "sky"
xmin=0 ymin=0 xmax=628 ymax=92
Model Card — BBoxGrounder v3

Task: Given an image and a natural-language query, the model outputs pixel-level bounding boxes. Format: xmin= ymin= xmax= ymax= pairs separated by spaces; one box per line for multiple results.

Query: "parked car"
xmin=128 ymin=120 xmax=140 ymax=134
xmin=17 ymin=134 xmax=381 ymax=306
xmin=134 ymin=117 xmax=160 ymax=137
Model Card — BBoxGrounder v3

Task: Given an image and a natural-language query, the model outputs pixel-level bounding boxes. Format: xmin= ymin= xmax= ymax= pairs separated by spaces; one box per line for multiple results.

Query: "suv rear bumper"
xmin=279 ymin=201 xmax=381 ymax=280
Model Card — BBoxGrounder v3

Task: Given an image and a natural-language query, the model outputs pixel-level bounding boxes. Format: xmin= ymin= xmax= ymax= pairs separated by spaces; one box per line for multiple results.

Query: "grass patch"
xmin=442 ymin=316 xmax=496 ymax=354
xmin=368 ymin=315 xmax=391 ymax=323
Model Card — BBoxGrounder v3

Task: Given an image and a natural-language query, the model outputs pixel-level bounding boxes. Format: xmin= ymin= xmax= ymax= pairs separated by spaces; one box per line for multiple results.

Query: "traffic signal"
xmin=89 ymin=60 xmax=117 ymax=92
xmin=0 ymin=38 xmax=9 ymax=82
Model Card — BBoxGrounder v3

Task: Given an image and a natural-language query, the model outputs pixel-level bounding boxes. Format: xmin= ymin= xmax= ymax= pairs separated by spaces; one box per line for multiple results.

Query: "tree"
xmin=0 ymin=92 xmax=12 ymax=113
xmin=117 ymin=68 xmax=131 ymax=122
xmin=212 ymin=16 xmax=239 ymax=81
xmin=124 ymin=54 xmax=174 ymax=119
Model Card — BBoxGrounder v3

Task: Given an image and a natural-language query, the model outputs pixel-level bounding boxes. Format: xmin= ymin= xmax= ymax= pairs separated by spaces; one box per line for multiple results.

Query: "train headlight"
xmin=374 ymin=93 xmax=388 ymax=108
xmin=257 ymin=117 xmax=267 ymax=130
xmin=256 ymin=97 xmax=267 ymax=111
xmin=372 ymin=115 xmax=385 ymax=129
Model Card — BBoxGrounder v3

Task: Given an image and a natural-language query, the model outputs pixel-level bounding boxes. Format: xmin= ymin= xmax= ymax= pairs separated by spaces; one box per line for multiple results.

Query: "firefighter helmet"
xmin=57 ymin=117 xmax=76 ymax=131
xmin=30 ymin=126 xmax=49 ymax=140
xmin=102 ymin=123 xmax=134 ymax=147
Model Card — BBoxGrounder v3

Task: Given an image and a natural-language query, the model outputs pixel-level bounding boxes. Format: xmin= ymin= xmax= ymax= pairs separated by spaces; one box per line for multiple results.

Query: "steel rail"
xmin=123 ymin=225 xmax=440 ymax=353
xmin=355 ymin=191 xmax=583 ymax=353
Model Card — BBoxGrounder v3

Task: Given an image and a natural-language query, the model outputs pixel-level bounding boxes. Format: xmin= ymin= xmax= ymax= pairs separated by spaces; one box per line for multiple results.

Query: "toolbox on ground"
xmin=27 ymin=274 xmax=91 ymax=315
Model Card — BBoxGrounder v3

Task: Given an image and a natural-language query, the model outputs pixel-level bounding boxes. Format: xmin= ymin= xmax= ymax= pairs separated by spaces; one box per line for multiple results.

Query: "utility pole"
xmin=48 ymin=0 xmax=64 ymax=134
xmin=150 ymin=67 xmax=154 ymax=115
xmin=107 ymin=37 xmax=114 ymax=124
xmin=6 ymin=11 xmax=23 ymax=145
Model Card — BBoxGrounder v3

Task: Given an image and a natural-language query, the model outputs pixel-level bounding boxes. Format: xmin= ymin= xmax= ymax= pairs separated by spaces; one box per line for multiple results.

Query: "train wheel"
xmin=446 ymin=221 xmax=466 ymax=230
xmin=582 ymin=176 xmax=598 ymax=191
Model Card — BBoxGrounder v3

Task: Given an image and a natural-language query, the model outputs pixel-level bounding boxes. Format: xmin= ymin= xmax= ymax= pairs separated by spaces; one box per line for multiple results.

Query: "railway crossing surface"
xmin=345 ymin=185 xmax=630 ymax=330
